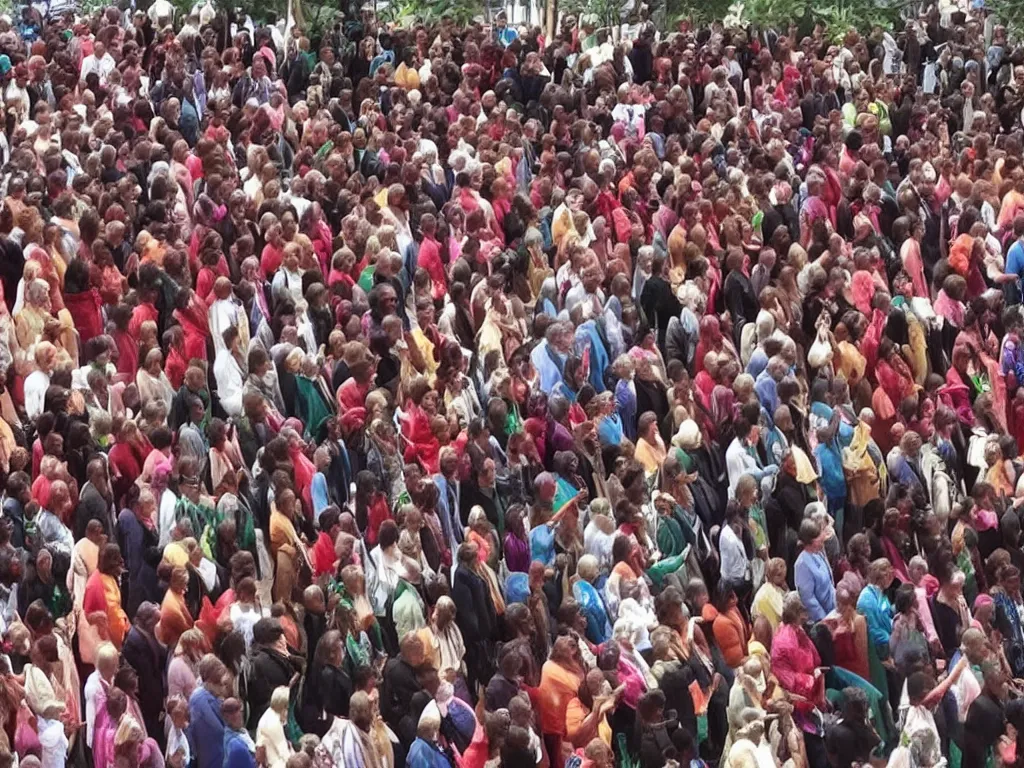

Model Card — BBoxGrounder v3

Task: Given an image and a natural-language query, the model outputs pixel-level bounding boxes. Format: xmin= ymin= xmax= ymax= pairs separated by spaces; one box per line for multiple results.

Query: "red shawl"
xmin=875 ymin=358 xmax=915 ymax=409
xmin=290 ymin=444 xmax=317 ymax=518
xmin=63 ymin=290 xmax=103 ymax=346
xmin=771 ymin=623 xmax=824 ymax=713
xmin=523 ymin=417 xmax=547 ymax=466
xmin=310 ymin=531 xmax=337 ymax=578
xmin=402 ymin=403 xmax=440 ymax=474
xmin=337 ymin=379 xmax=370 ymax=413
xmin=165 ymin=346 xmax=188 ymax=389
xmin=195 ymin=266 xmax=218 ymax=306
xmin=128 ymin=302 xmax=159 ymax=342
xmin=113 ymin=329 xmax=139 ymax=379
xmin=174 ymin=296 xmax=210 ymax=365
xmin=365 ymin=493 xmax=392 ymax=547
xmin=882 ymin=535 xmax=910 ymax=583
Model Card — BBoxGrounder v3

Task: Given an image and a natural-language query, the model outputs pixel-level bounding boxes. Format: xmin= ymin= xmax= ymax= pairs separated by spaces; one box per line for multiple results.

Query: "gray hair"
xmin=468 ymin=506 xmax=488 ymax=527
xmin=26 ymin=279 xmax=50 ymax=305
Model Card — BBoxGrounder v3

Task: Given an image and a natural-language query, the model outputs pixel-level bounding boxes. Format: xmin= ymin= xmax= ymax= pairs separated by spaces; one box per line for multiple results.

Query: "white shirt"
xmin=719 ymin=524 xmax=750 ymax=583
xmin=611 ymin=101 xmax=646 ymax=135
xmin=4 ymin=83 xmax=28 ymax=121
xmin=159 ymin=488 xmax=177 ymax=548
xmin=84 ymin=671 xmax=106 ymax=747
xmin=256 ymin=707 xmax=292 ymax=768
xmin=213 ymin=349 xmax=245 ymax=417
xmin=39 ymin=716 xmax=69 ymax=768
xmin=24 ymin=369 xmax=50 ymax=420
xmin=209 ymin=298 xmax=245 ymax=357
xmin=725 ymin=436 xmax=760 ymax=498
xmin=271 ymin=267 xmax=303 ymax=305
xmin=80 ymin=53 xmax=116 ymax=84
xmin=584 ymin=520 xmax=615 ymax=573
xmin=368 ymin=546 xmax=406 ymax=615
xmin=284 ymin=194 xmax=310 ymax=222
xmin=148 ymin=0 xmax=175 ymax=24
xmin=166 ymin=724 xmax=191 ymax=766
xmin=230 ymin=603 xmax=261 ymax=649
xmin=564 ymin=285 xmax=605 ymax=320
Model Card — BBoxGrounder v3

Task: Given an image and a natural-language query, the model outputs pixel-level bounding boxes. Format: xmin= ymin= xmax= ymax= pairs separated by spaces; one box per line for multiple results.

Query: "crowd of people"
xmin=2 ymin=0 xmax=1024 ymax=767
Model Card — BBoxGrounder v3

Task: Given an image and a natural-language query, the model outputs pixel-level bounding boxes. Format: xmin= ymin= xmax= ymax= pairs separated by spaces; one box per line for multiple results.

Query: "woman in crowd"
xmin=0 ymin=5 xmax=1022 ymax=768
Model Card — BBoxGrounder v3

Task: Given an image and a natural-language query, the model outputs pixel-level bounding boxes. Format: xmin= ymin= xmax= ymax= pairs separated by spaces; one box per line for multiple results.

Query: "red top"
xmin=261 ymin=243 xmax=284 ymax=279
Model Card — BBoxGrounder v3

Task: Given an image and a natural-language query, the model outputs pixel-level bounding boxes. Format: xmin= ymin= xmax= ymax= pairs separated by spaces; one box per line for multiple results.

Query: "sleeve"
xmin=795 ymin=560 xmax=824 ymax=622
xmin=772 ymin=634 xmax=817 ymax=699
xmin=665 ymin=318 xmax=685 ymax=365
xmin=724 ymin=278 xmax=745 ymax=326
xmin=82 ymin=575 xmax=106 ymax=618
xmin=311 ymin=474 xmax=329 ymax=519
xmin=452 ymin=575 xmax=481 ymax=642
xmin=712 ymin=617 xmax=742 ymax=666
xmin=857 ymin=590 xmax=891 ymax=657
xmin=379 ymin=665 xmax=402 ymax=729
xmin=224 ymin=740 xmax=253 ymax=768
xmin=322 ymin=669 xmax=352 ymax=718
xmin=916 ymin=590 xmax=939 ymax=644
xmin=393 ymin=596 xmax=417 ymax=641
xmin=996 ymin=600 xmax=1014 ymax=640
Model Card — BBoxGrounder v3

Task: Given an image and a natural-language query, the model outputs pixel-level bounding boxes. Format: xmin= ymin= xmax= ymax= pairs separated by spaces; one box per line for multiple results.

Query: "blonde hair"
xmin=96 ymin=642 xmax=119 ymax=671
xmin=271 ymin=686 xmax=290 ymax=712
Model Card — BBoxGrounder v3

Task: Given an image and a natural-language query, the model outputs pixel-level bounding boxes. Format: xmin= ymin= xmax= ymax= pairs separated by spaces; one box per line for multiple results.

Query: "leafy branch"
xmin=985 ymin=0 xmax=1024 ymax=41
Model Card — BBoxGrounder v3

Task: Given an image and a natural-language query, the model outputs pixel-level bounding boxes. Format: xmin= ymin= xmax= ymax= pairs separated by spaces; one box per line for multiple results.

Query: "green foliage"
xmin=985 ymin=0 xmax=1024 ymax=40
xmin=663 ymin=0 xmax=733 ymax=27
xmin=809 ymin=0 xmax=901 ymax=39
xmin=379 ymin=0 xmax=482 ymax=26
xmin=671 ymin=0 xmax=904 ymax=37
xmin=739 ymin=0 xmax=808 ymax=29
xmin=562 ymin=0 xmax=632 ymax=28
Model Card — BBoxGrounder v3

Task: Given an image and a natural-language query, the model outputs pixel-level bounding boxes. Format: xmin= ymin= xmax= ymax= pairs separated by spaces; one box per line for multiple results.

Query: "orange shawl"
xmin=157 ymin=590 xmax=194 ymax=649
xmin=537 ymin=660 xmax=584 ymax=736
xmin=82 ymin=571 xmax=129 ymax=650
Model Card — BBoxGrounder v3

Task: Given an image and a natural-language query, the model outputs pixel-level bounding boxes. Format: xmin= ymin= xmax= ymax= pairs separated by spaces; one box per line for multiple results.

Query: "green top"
xmin=176 ymin=496 xmax=216 ymax=544
xmin=656 ymin=513 xmax=686 ymax=558
xmin=748 ymin=504 xmax=769 ymax=551
xmin=358 ymin=265 xmax=376 ymax=292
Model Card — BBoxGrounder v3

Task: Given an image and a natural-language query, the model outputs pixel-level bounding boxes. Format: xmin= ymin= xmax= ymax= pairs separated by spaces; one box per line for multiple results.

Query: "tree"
xmin=986 ymin=0 xmax=1024 ymax=41
xmin=663 ymin=0 xmax=734 ymax=27
xmin=378 ymin=0 xmax=483 ymax=26
xmin=561 ymin=0 xmax=633 ymax=39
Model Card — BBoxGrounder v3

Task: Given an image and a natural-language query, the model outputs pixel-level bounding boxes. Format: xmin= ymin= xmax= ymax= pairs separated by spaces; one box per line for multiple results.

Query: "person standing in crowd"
xmin=0 ymin=4 xmax=1023 ymax=768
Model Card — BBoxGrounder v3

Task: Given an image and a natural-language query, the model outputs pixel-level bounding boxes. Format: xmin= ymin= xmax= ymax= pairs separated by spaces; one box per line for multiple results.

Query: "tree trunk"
xmin=545 ymin=0 xmax=555 ymax=41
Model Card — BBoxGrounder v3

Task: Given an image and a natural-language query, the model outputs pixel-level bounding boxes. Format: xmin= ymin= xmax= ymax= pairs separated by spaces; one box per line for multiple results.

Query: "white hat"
xmin=672 ymin=419 xmax=702 ymax=450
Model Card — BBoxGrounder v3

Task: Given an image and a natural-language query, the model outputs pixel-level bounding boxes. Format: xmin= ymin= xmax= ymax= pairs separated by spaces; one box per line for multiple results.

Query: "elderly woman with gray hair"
xmin=406 ymin=701 xmax=453 ymax=768
xmin=256 ymin=686 xmax=293 ymax=768
xmin=424 ymin=595 xmax=469 ymax=702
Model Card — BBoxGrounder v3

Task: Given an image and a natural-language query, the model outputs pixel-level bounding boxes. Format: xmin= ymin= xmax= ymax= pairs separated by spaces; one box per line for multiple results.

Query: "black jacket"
xmin=380 ymin=658 xmax=422 ymax=746
xmin=122 ymin=626 xmax=168 ymax=738
xmin=76 ymin=484 xmax=113 ymax=540
xmin=637 ymin=718 xmax=679 ymax=768
xmin=451 ymin=565 xmax=496 ymax=644
xmin=304 ymin=611 xmax=327 ymax=667
xmin=723 ymin=270 xmax=759 ymax=337
xmin=245 ymin=646 xmax=303 ymax=730
xmin=2 ymin=498 xmax=24 ymax=550
xmin=298 ymin=662 xmax=352 ymax=736
xmin=640 ymin=275 xmax=681 ymax=350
